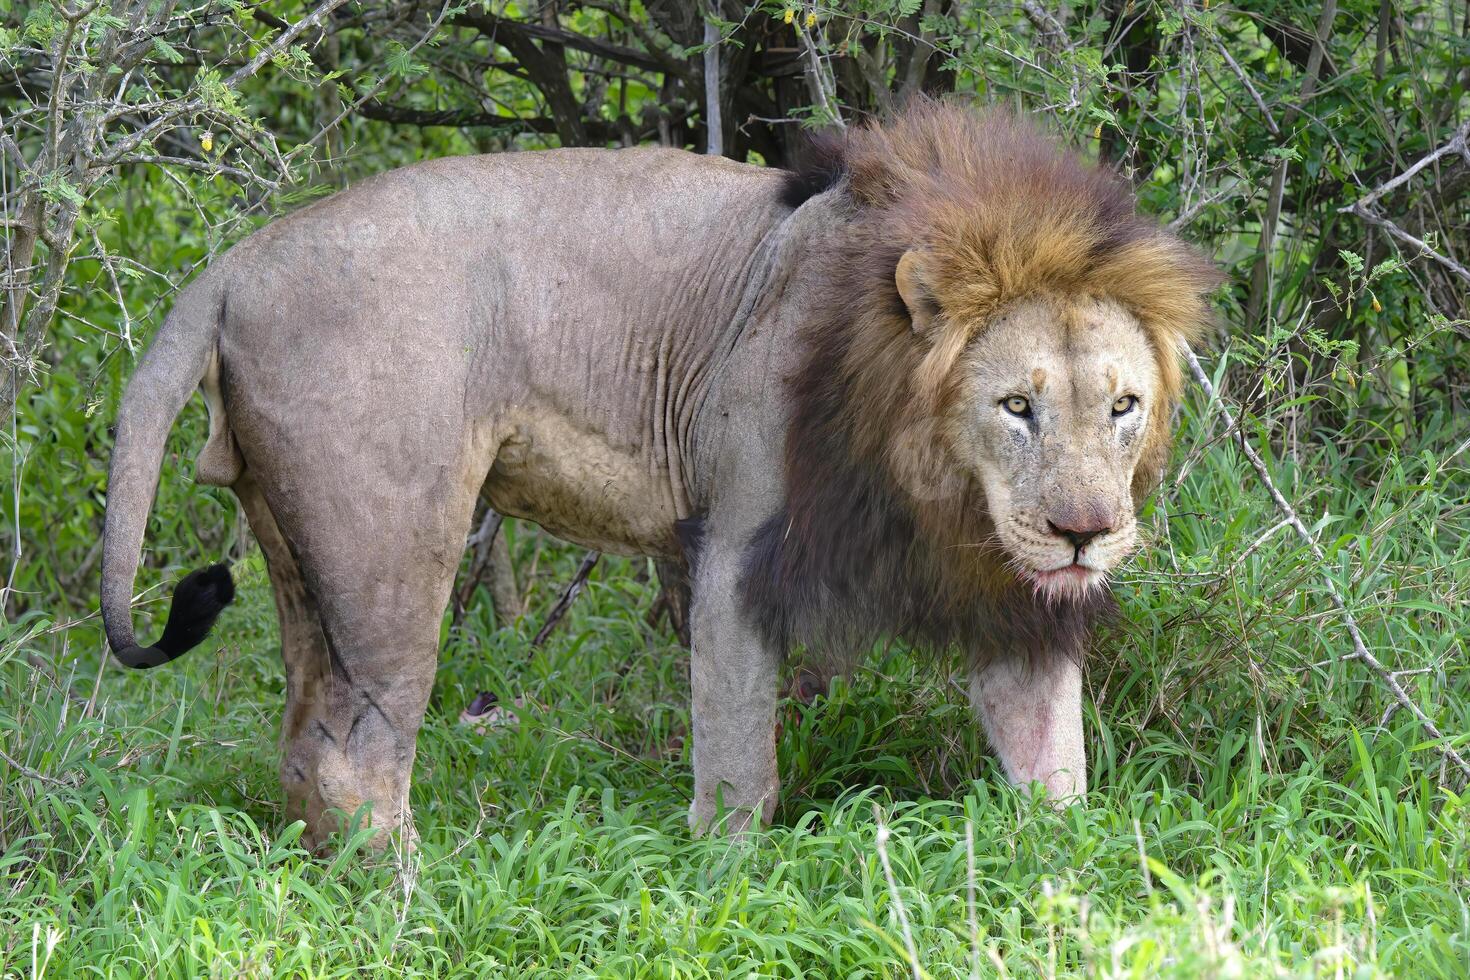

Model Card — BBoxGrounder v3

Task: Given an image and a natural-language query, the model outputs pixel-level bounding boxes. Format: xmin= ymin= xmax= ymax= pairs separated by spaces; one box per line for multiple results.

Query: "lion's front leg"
xmin=969 ymin=654 xmax=1086 ymax=803
xmin=687 ymin=538 xmax=781 ymax=834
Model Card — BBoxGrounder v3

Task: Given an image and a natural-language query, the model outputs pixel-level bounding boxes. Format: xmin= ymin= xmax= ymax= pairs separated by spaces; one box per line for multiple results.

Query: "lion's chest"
xmin=482 ymin=409 xmax=684 ymax=559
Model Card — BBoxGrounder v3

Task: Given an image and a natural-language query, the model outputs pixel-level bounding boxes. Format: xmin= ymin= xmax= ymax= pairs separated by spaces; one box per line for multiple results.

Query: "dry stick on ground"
xmin=533 ymin=550 xmax=602 ymax=646
xmin=1182 ymin=342 xmax=1470 ymax=785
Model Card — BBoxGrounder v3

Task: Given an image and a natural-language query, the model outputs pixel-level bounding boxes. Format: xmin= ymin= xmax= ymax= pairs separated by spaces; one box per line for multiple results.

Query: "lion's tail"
xmin=101 ymin=269 xmax=235 ymax=669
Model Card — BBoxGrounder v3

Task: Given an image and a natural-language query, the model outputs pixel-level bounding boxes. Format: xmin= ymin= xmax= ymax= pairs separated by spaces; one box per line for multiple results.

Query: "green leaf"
xmin=385 ymin=41 xmax=428 ymax=79
xmin=40 ymin=171 xmax=86 ymax=208
xmin=152 ymin=37 xmax=185 ymax=64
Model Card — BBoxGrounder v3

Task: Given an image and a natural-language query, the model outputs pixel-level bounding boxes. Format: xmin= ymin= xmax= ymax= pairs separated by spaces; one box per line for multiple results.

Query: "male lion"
xmin=101 ymin=103 xmax=1216 ymax=848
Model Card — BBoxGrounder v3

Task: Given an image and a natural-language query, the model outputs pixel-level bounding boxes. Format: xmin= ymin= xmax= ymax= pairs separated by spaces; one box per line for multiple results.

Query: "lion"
xmin=100 ymin=101 xmax=1216 ymax=849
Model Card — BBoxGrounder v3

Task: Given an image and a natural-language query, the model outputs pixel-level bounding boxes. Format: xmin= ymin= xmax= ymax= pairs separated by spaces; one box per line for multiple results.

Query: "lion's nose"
xmin=1047 ymin=520 xmax=1107 ymax=549
xmin=1046 ymin=505 xmax=1111 ymax=552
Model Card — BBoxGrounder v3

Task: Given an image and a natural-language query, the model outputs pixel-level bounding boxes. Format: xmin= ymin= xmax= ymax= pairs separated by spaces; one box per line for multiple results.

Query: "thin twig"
xmin=1442 ymin=431 xmax=1470 ymax=467
xmin=1212 ymin=37 xmax=1280 ymax=137
xmin=88 ymin=226 xmax=133 ymax=351
xmin=1166 ymin=179 xmax=1242 ymax=231
xmin=1182 ymin=342 xmax=1470 ymax=784
xmin=1342 ymin=119 xmax=1470 ymax=213
xmin=532 ymin=550 xmax=601 ymax=646
xmin=1167 ymin=517 xmax=1293 ymax=583
xmin=1343 ymin=206 xmax=1470 ymax=285
xmin=799 ymin=27 xmax=844 ymax=129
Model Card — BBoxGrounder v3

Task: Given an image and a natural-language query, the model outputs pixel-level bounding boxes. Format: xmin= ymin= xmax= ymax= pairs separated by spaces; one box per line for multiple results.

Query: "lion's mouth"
xmin=1022 ymin=562 xmax=1106 ymax=603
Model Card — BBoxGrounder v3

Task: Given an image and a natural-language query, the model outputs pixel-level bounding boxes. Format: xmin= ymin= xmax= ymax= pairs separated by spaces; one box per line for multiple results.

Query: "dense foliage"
xmin=2 ymin=1 xmax=1467 ymax=975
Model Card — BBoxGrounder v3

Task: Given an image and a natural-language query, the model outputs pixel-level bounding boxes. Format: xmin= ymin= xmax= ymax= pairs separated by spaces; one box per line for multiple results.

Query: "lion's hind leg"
xmin=249 ymin=443 xmax=482 ymax=852
xmin=236 ymin=459 xmax=482 ymax=854
xmin=234 ymin=471 xmax=336 ymax=848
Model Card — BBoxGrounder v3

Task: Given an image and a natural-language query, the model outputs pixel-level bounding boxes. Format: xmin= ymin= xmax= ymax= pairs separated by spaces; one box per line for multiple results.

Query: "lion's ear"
xmin=895 ymin=250 xmax=940 ymax=335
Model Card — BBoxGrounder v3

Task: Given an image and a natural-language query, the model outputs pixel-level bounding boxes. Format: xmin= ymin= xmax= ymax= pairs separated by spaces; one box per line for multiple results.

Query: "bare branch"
xmin=1333 ymin=121 xmax=1470 ymax=286
xmin=533 ymin=551 xmax=602 ymax=646
xmin=453 ymin=11 xmax=677 ymax=76
xmin=1344 ymin=206 xmax=1470 ymax=286
xmin=1343 ymin=120 xmax=1470 ymax=213
xmin=1211 ymin=34 xmax=1280 ymax=137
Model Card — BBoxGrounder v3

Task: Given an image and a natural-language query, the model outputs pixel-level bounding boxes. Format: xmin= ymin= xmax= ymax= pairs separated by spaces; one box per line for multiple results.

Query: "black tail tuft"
xmin=779 ymin=129 xmax=849 ymax=208
xmin=115 ymin=563 xmax=235 ymax=669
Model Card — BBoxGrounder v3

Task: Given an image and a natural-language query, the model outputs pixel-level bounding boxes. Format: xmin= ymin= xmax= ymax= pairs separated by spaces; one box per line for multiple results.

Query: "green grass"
xmin=2 ymin=392 xmax=1468 ymax=978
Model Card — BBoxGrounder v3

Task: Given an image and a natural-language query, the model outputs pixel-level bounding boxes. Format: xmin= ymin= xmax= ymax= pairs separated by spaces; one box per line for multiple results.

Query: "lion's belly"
xmin=482 ymin=409 xmax=684 ymax=559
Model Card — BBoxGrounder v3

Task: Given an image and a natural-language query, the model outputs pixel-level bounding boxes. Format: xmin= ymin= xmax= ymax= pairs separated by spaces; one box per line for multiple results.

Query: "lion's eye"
xmin=1002 ymin=395 xmax=1032 ymax=418
xmin=1112 ymin=394 xmax=1138 ymax=417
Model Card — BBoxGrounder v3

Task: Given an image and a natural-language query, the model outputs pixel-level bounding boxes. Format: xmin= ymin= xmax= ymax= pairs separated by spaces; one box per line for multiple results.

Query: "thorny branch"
xmin=97 ymin=0 xmax=352 ymax=168
xmin=1182 ymin=342 xmax=1470 ymax=785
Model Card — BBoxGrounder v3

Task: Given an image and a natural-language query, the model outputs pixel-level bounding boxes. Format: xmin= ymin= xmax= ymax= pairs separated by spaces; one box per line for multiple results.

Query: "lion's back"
xmin=231 ymin=146 xmax=783 ymax=272
xmin=215 ymin=147 xmax=789 ymax=348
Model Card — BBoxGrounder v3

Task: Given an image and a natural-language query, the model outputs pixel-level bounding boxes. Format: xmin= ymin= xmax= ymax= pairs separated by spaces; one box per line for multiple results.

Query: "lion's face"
xmin=946 ymin=294 xmax=1161 ymax=601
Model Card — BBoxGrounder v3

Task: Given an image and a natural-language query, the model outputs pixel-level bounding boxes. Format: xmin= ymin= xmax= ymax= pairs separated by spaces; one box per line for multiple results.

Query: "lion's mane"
xmin=740 ymin=101 xmax=1219 ymax=667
